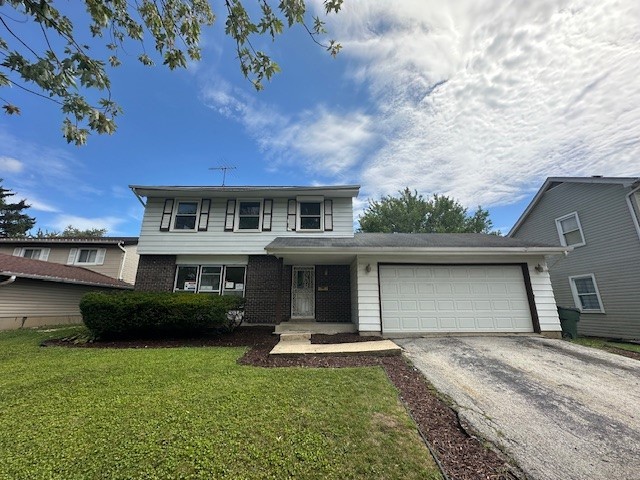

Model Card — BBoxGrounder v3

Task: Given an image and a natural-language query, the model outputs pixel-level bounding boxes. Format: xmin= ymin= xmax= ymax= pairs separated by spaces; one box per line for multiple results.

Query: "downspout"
xmin=0 ymin=275 xmax=16 ymax=286
xmin=626 ymin=185 xmax=640 ymax=242
xmin=116 ymin=241 xmax=127 ymax=281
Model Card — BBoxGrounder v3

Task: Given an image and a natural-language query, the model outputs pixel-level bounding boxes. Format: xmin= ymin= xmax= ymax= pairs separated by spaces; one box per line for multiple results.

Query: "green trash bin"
xmin=557 ymin=306 xmax=580 ymax=339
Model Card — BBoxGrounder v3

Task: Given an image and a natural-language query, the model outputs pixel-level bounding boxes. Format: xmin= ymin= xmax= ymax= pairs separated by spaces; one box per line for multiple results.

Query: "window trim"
xmin=296 ymin=196 xmax=324 ymax=232
xmin=234 ymin=199 xmax=263 ymax=232
xmin=569 ymin=274 xmax=605 ymax=313
xmin=170 ymin=199 xmax=201 ymax=232
xmin=555 ymin=212 xmax=586 ymax=247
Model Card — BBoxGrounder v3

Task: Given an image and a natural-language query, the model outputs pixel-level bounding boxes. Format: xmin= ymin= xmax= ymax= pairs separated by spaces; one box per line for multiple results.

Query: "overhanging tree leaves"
xmin=0 ymin=0 xmax=343 ymax=145
xmin=358 ymin=188 xmax=495 ymax=234
xmin=0 ymin=179 xmax=36 ymax=237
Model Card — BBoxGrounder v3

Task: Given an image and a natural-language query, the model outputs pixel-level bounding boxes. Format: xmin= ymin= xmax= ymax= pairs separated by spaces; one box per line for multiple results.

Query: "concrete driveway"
xmin=396 ymin=336 xmax=640 ymax=480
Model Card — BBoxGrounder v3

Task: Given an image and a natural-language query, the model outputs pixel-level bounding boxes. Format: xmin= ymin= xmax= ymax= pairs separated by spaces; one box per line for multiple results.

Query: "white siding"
xmin=354 ymin=254 xmax=561 ymax=334
xmin=120 ymin=244 xmax=140 ymax=285
xmin=0 ymin=278 xmax=119 ymax=330
xmin=137 ymin=196 xmax=355 ymax=255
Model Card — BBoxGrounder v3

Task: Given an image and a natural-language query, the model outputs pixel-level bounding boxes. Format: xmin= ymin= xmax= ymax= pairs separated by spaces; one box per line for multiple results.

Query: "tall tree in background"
xmin=34 ymin=225 xmax=107 ymax=238
xmin=0 ymin=179 xmax=36 ymax=237
xmin=0 ymin=0 xmax=343 ymax=145
xmin=358 ymin=188 xmax=494 ymax=234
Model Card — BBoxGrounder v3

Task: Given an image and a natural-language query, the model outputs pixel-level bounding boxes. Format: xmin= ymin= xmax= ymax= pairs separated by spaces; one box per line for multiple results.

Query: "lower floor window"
xmin=174 ymin=265 xmax=246 ymax=296
xmin=569 ymin=274 xmax=604 ymax=312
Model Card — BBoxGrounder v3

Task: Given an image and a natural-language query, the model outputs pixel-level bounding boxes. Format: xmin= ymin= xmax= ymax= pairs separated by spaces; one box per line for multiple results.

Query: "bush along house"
xmin=131 ymin=184 xmax=568 ymax=337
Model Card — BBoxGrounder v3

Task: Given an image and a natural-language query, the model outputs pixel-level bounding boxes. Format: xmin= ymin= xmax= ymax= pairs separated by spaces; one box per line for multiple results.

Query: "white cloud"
xmin=50 ymin=215 xmax=124 ymax=234
xmin=17 ymin=191 xmax=59 ymax=213
xmin=0 ymin=156 xmax=23 ymax=173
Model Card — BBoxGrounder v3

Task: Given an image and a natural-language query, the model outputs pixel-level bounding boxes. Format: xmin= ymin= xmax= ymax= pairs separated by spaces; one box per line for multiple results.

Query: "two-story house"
xmin=0 ymin=237 xmax=140 ymax=285
xmin=509 ymin=176 xmax=640 ymax=340
xmin=132 ymin=184 xmax=567 ymax=336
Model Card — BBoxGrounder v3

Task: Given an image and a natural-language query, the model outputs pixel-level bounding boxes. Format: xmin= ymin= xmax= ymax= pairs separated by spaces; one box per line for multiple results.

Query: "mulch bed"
xmin=603 ymin=346 xmax=640 ymax=361
xmin=44 ymin=327 xmax=521 ymax=480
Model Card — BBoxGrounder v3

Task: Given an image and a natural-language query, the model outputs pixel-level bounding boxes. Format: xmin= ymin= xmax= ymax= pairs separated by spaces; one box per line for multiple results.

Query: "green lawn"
xmin=0 ymin=327 xmax=441 ymax=480
xmin=573 ymin=336 xmax=640 ymax=354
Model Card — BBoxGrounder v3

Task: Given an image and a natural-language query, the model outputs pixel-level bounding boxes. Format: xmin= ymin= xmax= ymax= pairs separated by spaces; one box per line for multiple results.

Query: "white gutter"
xmin=626 ymin=185 xmax=640 ymax=242
xmin=266 ymin=246 xmax=571 ymax=256
xmin=0 ymin=275 xmax=16 ymax=286
xmin=130 ymin=187 xmax=147 ymax=207
xmin=116 ymin=241 xmax=127 ymax=281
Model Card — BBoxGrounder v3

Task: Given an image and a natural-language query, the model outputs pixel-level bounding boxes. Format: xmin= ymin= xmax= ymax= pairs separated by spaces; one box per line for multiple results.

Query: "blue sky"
xmin=1 ymin=0 xmax=639 ymax=236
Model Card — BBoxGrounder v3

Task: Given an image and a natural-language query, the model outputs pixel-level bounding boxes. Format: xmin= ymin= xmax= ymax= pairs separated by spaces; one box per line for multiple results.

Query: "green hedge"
xmin=80 ymin=291 xmax=245 ymax=338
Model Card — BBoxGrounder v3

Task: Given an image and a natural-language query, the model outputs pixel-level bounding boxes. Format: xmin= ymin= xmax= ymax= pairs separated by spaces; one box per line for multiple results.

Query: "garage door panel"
xmin=380 ymin=265 xmax=533 ymax=333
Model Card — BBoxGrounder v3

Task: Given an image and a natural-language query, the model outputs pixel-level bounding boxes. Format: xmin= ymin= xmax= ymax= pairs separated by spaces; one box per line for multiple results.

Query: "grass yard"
xmin=573 ymin=336 xmax=640 ymax=355
xmin=0 ymin=327 xmax=441 ymax=480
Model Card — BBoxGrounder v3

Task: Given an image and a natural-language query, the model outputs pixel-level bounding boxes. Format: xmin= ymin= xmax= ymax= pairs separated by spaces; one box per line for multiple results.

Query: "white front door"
xmin=292 ymin=266 xmax=315 ymax=319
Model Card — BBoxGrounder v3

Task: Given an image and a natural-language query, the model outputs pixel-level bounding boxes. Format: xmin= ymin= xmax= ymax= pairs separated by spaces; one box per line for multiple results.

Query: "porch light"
xmin=365 ymin=264 xmax=372 ymax=273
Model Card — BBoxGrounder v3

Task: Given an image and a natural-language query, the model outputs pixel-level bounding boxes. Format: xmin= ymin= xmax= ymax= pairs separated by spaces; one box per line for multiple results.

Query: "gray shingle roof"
xmin=0 ymin=237 xmax=138 ymax=245
xmin=0 ymin=254 xmax=133 ymax=289
xmin=266 ymin=233 xmax=562 ymax=250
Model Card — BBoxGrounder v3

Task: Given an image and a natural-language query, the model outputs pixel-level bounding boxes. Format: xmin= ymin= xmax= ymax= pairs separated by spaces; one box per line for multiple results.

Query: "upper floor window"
xmin=67 ymin=248 xmax=106 ymax=266
xmin=173 ymin=201 xmax=199 ymax=230
xmin=569 ymin=274 xmax=604 ymax=313
xmin=555 ymin=212 xmax=585 ymax=247
xmin=13 ymin=247 xmax=49 ymax=261
xmin=299 ymin=202 xmax=322 ymax=230
xmin=236 ymin=201 xmax=262 ymax=231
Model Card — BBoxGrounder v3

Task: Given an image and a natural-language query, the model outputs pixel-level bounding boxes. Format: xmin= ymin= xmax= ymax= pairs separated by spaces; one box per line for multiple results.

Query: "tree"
xmin=358 ymin=188 xmax=495 ymax=234
xmin=0 ymin=179 xmax=36 ymax=237
xmin=34 ymin=225 xmax=107 ymax=237
xmin=0 ymin=0 xmax=343 ymax=145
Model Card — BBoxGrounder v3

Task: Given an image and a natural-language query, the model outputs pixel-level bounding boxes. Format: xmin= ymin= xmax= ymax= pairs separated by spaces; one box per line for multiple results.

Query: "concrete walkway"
xmin=270 ymin=333 xmax=401 ymax=356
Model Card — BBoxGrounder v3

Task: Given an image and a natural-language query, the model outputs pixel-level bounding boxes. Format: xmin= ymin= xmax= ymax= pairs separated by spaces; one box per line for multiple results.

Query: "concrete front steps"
xmin=270 ymin=331 xmax=402 ymax=356
xmin=274 ymin=321 xmax=357 ymax=335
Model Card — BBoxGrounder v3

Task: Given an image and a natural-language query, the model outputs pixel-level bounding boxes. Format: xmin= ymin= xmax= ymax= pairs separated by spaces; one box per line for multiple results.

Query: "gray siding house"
xmin=509 ymin=177 xmax=640 ymax=340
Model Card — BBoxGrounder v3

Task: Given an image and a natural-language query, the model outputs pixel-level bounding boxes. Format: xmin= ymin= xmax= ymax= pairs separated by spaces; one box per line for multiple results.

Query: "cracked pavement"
xmin=396 ymin=336 xmax=640 ymax=480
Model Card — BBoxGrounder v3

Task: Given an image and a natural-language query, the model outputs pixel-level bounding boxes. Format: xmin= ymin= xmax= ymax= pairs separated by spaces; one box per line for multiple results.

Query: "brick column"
xmin=134 ymin=255 xmax=177 ymax=292
xmin=244 ymin=255 xmax=283 ymax=324
xmin=315 ymin=265 xmax=351 ymax=323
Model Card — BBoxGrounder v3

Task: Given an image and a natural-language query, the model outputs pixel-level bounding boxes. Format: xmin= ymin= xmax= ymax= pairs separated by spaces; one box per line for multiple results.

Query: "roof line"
xmin=1 ymin=270 xmax=133 ymax=289
xmin=266 ymin=246 xmax=570 ymax=255
xmin=508 ymin=176 xmax=640 ymax=236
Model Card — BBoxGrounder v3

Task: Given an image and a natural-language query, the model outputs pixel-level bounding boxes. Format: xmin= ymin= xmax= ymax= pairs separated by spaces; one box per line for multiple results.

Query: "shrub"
xmin=80 ymin=292 xmax=245 ymax=338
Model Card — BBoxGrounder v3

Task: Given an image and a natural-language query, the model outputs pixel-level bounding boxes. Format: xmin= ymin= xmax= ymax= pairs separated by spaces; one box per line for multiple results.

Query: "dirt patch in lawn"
xmin=46 ymin=327 xmax=520 ymax=480
xmin=603 ymin=346 xmax=640 ymax=361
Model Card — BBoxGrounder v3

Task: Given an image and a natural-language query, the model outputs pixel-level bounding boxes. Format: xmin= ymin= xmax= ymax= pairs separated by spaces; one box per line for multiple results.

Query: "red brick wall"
xmin=315 ymin=265 xmax=351 ymax=323
xmin=134 ymin=255 xmax=177 ymax=292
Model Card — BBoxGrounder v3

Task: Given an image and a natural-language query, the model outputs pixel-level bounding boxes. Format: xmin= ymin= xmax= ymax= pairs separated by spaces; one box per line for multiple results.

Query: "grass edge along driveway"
xmin=0 ymin=328 xmax=441 ymax=480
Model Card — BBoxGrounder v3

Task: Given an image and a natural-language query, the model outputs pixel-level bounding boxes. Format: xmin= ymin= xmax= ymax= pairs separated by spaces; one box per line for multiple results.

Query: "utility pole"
xmin=209 ymin=166 xmax=236 ymax=186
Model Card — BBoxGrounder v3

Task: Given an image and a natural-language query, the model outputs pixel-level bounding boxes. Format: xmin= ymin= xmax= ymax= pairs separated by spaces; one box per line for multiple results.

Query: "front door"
xmin=291 ymin=266 xmax=315 ymax=319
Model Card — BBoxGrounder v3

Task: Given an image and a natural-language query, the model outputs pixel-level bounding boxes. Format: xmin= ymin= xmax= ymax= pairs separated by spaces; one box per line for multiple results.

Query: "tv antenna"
xmin=209 ymin=165 xmax=236 ymax=186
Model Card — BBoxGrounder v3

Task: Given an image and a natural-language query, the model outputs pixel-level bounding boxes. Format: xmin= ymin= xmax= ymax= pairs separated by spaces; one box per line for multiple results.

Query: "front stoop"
xmin=270 ymin=334 xmax=401 ymax=356
xmin=274 ymin=322 xmax=357 ymax=335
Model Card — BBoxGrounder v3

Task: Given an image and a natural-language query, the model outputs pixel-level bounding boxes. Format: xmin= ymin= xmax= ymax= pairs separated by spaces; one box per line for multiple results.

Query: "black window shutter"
xmin=287 ymin=199 xmax=297 ymax=231
xmin=324 ymin=199 xmax=333 ymax=231
xmin=224 ymin=199 xmax=236 ymax=231
xmin=262 ymin=199 xmax=273 ymax=231
xmin=198 ymin=199 xmax=211 ymax=231
xmin=160 ymin=199 xmax=174 ymax=231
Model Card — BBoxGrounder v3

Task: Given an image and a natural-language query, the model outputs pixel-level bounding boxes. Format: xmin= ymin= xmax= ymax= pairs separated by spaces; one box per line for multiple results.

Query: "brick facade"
xmin=134 ymin=255 xmax=177 ymax=292
xmin=315 ymin=265 xmax=351 ymax=323
xmin=244 ymin=255 xmax=284 ymax=324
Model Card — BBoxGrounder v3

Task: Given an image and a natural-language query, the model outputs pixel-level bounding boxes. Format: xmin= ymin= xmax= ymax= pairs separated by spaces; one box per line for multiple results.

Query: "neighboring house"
xmin=0 ymin=253 xmax=132 ymax=330
xmin=131 ymin=184 xmax=567 ymax=336
xmin=0 ymin=237 xmax=139 ymax=285
xmin=509 ymin=176 xmax=640 ymax=340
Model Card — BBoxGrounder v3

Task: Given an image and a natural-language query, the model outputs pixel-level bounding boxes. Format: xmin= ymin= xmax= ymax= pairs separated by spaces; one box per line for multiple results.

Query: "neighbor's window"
xmin=22 ymin=248 xmax=43 ymax=259
xmin=570 ymin=274 xmax=604 ymax=312
xmin=77 ymin=249 xmax=98 ymax=263
xmin=173 ymin=201 xmax=199 ymax=230
xmin=299 ymin=202 xmax=322 ymax=230
xmin=555 ymin=212 xmax=585 ymax=247
xmin=237 ymin=201 xmax=261 ymax=230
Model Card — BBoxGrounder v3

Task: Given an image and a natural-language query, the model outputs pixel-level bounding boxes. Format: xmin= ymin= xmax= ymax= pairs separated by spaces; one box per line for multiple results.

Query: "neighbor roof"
xmin=130 ymin=185 xmax=360 ymax=203
xmin=0 ymin=237 xmax=138 ymax=245
xmin=508 ymin=176 xmax=640 ymax=236
xmin=0 ymin=254 xmax=133 ymax=289
xmin=266 ymin=232 xmax=567 ymax=254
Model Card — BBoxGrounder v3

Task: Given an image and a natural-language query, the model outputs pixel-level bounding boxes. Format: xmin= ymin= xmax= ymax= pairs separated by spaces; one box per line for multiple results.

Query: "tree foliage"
xmin=34 ymin=225 xmax=107 ymax=237
xmin=0 ymin=0 xmax=343 ymax=145
xmin=0 ymin=179 xmax=36 ymax=237
xmin=358 ymin=188 xmax=495 ymax=234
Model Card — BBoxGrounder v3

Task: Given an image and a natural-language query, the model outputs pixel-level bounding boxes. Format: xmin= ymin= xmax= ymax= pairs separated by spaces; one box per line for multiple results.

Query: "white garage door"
xmin=380 ymin=265 xmax=534 ymax=333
